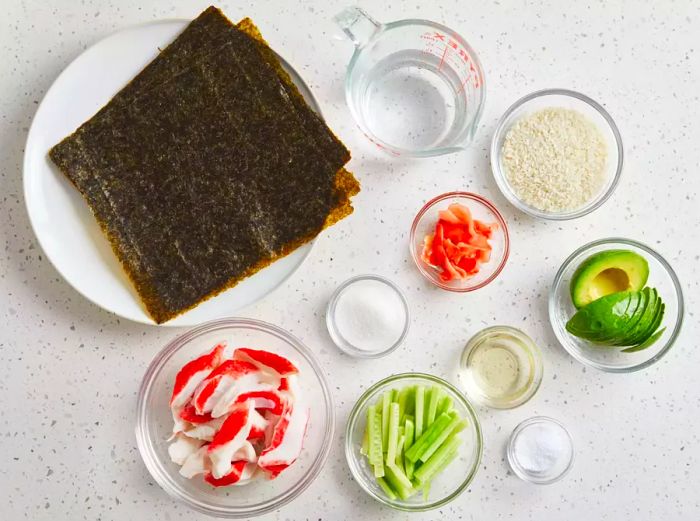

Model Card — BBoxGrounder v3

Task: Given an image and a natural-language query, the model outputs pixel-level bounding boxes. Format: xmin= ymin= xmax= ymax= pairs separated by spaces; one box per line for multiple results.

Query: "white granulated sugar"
xmin=501 ymin=107 xmax=608 ymax=212
xmin=334 ymin=279 xmax=406 ymax=352
xmin=513 ymin=422 xmax=573 ymax=477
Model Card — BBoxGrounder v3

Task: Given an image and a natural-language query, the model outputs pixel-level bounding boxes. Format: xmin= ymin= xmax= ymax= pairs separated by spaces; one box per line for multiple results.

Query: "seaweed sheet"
xmin=49 ymin=6 xmax=359 ymax=323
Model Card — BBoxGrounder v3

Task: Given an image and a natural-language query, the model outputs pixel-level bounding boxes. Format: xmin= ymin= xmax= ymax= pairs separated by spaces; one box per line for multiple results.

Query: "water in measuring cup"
xmin=360 ymin=50 xmax=468 ymax=152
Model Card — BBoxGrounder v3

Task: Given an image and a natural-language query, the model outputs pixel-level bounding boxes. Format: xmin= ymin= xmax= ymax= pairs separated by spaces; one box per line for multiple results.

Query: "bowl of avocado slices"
xmin=549 ymin=238 xmax=684 ymax=372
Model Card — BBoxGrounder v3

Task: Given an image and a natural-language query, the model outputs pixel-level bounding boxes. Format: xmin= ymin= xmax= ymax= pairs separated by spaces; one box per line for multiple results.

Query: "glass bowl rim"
xmin=460 ymin=325 xmax=544 ymax=409
xmin=325 ymin=274 xmax=411 ymax=358
xmin=506 ymin=415 xmax=574 ymax=485
xmin=548 ymin=237 xmax=685 ymax=373
xmin=490 ymin=88 xmax=624 ymax=220
xmin=344 ymin=372 xmax=483 ymax=511
xmin=134 ymin=317 xmax=336 ymax=518
xmin=409 ymin=191 xmax=510 ymax=292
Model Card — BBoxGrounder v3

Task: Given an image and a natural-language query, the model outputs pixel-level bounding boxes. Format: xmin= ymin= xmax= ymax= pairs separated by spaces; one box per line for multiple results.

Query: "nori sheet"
xmin=49 ymin=6 xmax=359 ymax=323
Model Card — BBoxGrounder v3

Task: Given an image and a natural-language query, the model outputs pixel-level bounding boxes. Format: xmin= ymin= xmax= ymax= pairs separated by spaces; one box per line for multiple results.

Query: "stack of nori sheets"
xmin=49 ymin=6 xmax=359 ymax=323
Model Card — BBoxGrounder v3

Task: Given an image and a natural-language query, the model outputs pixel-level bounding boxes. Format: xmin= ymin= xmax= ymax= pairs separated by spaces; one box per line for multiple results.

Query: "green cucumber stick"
xmin=426 ymin=386 xmax=442 ymax=426
xmin=418 ymin=415 xmax=464 ymax=463
xmin=436 ymin=392 xmax=452 ymax=416
xmin=374 ymin=462 xmax=385 ymax=478
xmin=396 ymin=433 xmax=406 ymax=471
xmin=422 ymin=480 xmax=431 ymax=501
xmin=360 ymin=423 xmax=369 ymax=456
xmin=381 ymin=392 xmax=391 ymax=452
xmin=431 ymin=447 xmax=458 ymax=478
xmin=404 ymin=417 xmax=415 ymax=450
xmin=404 ymin=386 xmax=416 ymax=418
xmin=376 ymin=477 xmax=397 ymax=500
xmin=414 ymin=386 xmax=425 ymax=439
xmin=386 ymin=403 xmax=401 ymax=463
xmin=403 ymin=417 xmax=415 ymax=479
xmin=405 ymin=458 xmax=415 ymax=480
xmin=414 ymin=434 xmax=461 ymax=484
xmin=367 ymin=405 xmax=383 ymax=468
xmin=391 ymin=388 xmax=399 ymax=402
xmin=423 ymin=387 xmax=433 ymax=427
xmin=415 ymin=448 xmax=458 ymax=491
xmin=385 ymin=463 xmax=415 ymax=498
xmin=405 ymin=412 xmax=453 ymax=462
xmin=397 ymin=386 xmax=411 ymax=421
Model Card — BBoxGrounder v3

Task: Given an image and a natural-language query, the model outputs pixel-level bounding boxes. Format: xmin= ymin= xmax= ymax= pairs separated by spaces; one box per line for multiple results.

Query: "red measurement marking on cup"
xmin=421 ymin=31 xmax=481 ymax=91
xmin=437 ymin=45 xmax=449 ymax=72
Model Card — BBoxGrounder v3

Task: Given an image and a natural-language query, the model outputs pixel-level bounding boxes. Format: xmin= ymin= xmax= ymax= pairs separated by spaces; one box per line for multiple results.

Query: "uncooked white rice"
xmin=501 ymin=108 xmax=608 ymax=213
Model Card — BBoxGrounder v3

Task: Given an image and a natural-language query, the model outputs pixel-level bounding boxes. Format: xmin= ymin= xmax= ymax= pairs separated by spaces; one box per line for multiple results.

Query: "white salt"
xmin=513 ymin=421 xmax=573 ymax=477
xmin=333 ymin=279 xmax=407 ymax=352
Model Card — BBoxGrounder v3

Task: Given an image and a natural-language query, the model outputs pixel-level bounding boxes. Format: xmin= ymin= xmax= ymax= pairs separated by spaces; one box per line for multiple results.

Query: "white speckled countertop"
xmin=2 ymin=0 xmax=699 ymax=519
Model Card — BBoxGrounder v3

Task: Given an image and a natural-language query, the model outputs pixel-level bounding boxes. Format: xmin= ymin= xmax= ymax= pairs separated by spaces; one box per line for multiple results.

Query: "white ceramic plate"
xmin=23 ymin=20 xmax=319 ymax=327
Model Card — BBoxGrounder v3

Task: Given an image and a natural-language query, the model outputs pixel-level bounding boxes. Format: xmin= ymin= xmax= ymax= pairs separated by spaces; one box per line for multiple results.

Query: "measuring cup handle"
xmin=333 ymin=6 xmax=381 ymax=47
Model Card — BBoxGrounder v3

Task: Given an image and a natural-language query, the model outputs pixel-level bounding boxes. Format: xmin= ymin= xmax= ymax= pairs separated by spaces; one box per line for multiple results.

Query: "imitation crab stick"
xmin=247 ymin=409 xmax=269 ymax=440
xmin=208 ymin=403 xmax=254 ymax=479
xmin=233 ymin=348 xmax=299 ymax=376
xmin=257 ymin=402 xmax=309 ymax=478
xmin=235 ymin=389 xmax=286 ymax=415
xmin=179 ymin=404 xmax=213 ymax=424
xmin=179 ymin=445 xmax=209 ymax=478
xmin=182 ymin=416 xmax=226 ymax=442
xmin=204 ymin=461 xmax=257 ymax=487
xmin=192 ymin=359 xmax=261 ymax=415
xmin=168 ymin=434 xmax=204 ymax=466
xmin=170 ymin=343 xmax=226 ymax=408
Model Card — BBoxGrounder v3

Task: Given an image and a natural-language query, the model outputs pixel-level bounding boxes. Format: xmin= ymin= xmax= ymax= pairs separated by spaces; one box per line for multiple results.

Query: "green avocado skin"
xmin=570 ymin=250 xmax=649 ymax=309
xmin=565 ymin=287 xmax=665 ymax=349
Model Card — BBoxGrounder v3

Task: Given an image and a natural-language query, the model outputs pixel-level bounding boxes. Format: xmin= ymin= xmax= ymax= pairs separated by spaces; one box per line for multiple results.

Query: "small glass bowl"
xmin=507 ymin=416 xmax=574 ymax=484
xmin=345 ymin=373 xmax=483 ymax=511
xmin=135 ymin=318 xmax=335 ymax=518
xmin=490 ymin=88 xmax=624 ymax=220
xmin=459 ymin=326 xmax=543 ymax=409
xmin=549 ymin=238 xmax=684 ymax=372
xmin=326 ymin=274 xmax=410 ymax=358
xmin=409 ymin=192 xmax=509 ymax=291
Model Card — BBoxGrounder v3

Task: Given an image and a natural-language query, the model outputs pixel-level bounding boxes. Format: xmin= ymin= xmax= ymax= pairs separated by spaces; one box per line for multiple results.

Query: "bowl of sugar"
xmin=325 ymin=275 xmax=410 ymax=358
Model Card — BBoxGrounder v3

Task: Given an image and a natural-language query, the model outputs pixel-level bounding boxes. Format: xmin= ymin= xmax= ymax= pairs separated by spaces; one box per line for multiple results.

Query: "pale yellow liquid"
xmin=469 ymin=345 xmax=522 ymax=397
xmin=460 ymin=329 xmax=538 ymax=407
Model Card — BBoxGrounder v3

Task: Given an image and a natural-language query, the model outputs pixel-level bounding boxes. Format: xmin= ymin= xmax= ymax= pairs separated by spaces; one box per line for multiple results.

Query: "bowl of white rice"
xmin=490 ymin=89 xmax=623 ymax=220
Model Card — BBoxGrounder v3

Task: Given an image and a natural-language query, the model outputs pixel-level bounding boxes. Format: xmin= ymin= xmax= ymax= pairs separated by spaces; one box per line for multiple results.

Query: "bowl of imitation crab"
xmin=135 ymin=318 xmax=334 ymax=518
xmin=409 ymin=192 xmax=510 ymax=291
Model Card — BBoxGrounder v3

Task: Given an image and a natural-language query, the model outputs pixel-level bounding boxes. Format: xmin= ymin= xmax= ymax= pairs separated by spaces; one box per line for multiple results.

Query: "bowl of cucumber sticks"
xmin=345 ymin=373 xmax=483 ymax=511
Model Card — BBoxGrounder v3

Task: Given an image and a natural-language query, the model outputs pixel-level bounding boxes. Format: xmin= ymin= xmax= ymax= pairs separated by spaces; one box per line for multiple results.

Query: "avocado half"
xmin=570 ymin=250 xmax=649 ymax=309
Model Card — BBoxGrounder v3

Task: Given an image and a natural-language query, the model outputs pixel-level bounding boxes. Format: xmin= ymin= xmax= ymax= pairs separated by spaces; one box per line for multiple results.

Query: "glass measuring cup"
xmin=334 ymin=7 xmax=485 ymax=157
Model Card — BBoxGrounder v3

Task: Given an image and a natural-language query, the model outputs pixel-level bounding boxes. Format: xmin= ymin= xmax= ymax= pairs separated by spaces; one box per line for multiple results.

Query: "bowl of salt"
xmin=506 ymin=416 xmax=574 ymax=484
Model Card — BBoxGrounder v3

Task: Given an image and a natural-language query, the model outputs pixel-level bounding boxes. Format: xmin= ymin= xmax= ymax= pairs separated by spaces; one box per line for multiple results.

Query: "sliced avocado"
xmin=566 ymin=291 xmax=639 ymax=341
xmin=621 ymin=326 xmax=666 ymax=353
xmin=618 ymin=288 xmax=662 ymax=346
xmin=624 ymin=298 xmax=665 ymax=348
xmin=570 ymin=250 xmax=649 ymax=309
xmin=578 ymin=291 xmax=644 ymax=344
xmin=594 ymin=288 xmax=650 ymax=346
xmin=611 ymin=288 xmax=658 ymax=346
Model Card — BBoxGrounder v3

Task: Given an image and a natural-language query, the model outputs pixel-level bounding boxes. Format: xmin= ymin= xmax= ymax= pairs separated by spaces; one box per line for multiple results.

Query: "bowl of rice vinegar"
xmin=458 ymin=326 xmax=543 ymax=409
